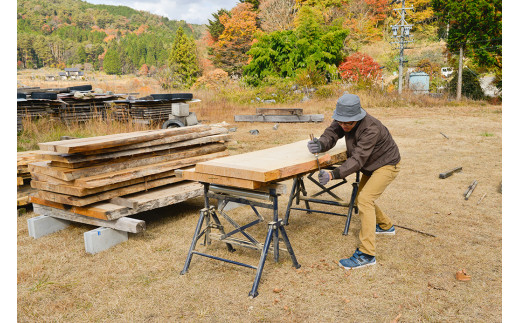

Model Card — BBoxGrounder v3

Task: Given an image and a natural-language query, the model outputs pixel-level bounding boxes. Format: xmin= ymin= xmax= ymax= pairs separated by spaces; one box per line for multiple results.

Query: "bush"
xmin=338 ymin=52 xmax=382 ymax=86
xmin=448 ymin=69 xmax=485 ymax=100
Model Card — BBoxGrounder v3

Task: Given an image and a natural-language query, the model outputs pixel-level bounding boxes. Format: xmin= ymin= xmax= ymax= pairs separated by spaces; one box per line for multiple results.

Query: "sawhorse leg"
xmin=343 ymin=171 xmax=360 ymax=235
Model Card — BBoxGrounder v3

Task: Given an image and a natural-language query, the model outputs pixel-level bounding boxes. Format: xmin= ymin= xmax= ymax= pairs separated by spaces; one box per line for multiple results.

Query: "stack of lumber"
xmin=176 ymin=139 xmax=347 ymax=190
xmin=234 ymin=108 xmax=324 ymax=123
xmin=18 ymin=151 xmax=43 ymax=206
xmin=17 ymin=99 xmax=64 ymax=121
xmin=28 ymin=125 xmax=231 ymax=219
xmin=57 ymin=93 xmax=121 ymax=123
xmin=107 ymin=100 xmax=182 ymax=124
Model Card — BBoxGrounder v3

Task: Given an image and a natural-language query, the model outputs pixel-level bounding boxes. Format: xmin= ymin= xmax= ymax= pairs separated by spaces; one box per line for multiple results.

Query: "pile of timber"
xmin=176 ymin=139 xmax=347 ymax=190
xmin=28 ymin=125 xmax=231 ymax=222
xmin=234 ymin=108 xmax=324 ymax=123
xmin=105 ymin=97 xmax=192 ymax=125
xmin=57 ymin=93 xmax=122 ymax=123
xmin=17 ymin=151 xmax=42 ymax=207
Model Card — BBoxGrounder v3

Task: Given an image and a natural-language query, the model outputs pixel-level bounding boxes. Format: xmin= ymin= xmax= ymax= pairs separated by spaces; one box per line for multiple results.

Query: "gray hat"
xmin=332 ymin=94 xmax=366 ymax=122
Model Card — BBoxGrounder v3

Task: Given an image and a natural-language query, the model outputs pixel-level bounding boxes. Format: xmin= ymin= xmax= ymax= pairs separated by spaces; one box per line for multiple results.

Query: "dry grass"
xmin=17 ymin=71 xmax=502 ymax=322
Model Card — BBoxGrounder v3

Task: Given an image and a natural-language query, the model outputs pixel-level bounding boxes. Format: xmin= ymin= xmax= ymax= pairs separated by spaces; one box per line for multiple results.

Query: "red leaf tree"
xmin=338 ymin=52 xmax=382 ymax=82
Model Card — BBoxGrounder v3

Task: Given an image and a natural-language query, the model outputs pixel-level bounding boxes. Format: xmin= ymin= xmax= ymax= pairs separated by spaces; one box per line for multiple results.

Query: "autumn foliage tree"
xmin=258 ymin=0 xmax=296 ymax=32
xmin=210 ymin=3 xmax=258 ymax=77
xmin=338 ymin=52 xmax=381 ymax=83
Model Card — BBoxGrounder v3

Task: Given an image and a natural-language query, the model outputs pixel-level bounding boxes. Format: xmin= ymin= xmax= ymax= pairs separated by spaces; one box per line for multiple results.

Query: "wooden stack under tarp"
xmin=17 ymin=151 xmax=42 ymax=207
xmin=28 ymin=125 xmax=231 ymax=229
xmin=176 ymin=139 xmax=347 ymax=190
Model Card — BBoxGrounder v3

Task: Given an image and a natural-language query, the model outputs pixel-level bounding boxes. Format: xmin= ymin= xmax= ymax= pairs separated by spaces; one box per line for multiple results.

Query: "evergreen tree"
xmin=168 ymin=27 xmax=200 ymax=88
xmin=103 ymin=48 xmax=122 ymax=75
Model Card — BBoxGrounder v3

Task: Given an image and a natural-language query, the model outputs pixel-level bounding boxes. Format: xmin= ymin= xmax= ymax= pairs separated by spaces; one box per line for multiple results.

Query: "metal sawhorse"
xmin=180 ymin=183 xmax=300 ymax=298
xmin=284 ymin=167 xmax=360 ymax=235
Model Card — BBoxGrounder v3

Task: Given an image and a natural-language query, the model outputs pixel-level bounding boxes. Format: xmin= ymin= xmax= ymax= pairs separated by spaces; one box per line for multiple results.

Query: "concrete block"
xmin=185 ymin=112 xmax=198 ymax=126
xmin=84 ymin=227 xmax=128 ymax=254
xmin=27 ymin=215 xmax=70 ymax=239
xmin=171 ymin=103 xmax=190 ymax=117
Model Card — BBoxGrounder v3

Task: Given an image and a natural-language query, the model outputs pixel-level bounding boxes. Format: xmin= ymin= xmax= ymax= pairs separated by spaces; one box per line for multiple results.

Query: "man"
xmin=307 ymin=93 xmax=401 ymax=269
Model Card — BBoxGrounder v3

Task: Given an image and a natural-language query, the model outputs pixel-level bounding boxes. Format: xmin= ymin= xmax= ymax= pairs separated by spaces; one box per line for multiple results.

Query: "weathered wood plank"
xmin=33 ymin=204 xmax=146 ymax=233
xmin=36 ymin=176 xmax=184 ymax=207
xmin=439 ymin=166 xmax=462 ymax=179
xmin=75 ymin=151 xmax=229 ymax=188
xmin=109 ymin=197 xmax=138 ymax=209
xmin=31 ymin=169 xmax=178 ymax=196
xmin=255 ymin=108 xmax=303 ymax=116
xmin=40 ymin=133 xmax=231 ymax=167
xmin=195 ymin=139 xmax=346 ymax=182
xmin=234 ymin=114 xmax=324 ymax=123
xmin=30 ymin=181 xmax=204 ymax=220
xmin=29 ymin=143 xmax=227 ymax=181
xmin=38 ymin=125 xmax=211 ymax=153
xmin=176 ymin=167 xmax=264 ymax=190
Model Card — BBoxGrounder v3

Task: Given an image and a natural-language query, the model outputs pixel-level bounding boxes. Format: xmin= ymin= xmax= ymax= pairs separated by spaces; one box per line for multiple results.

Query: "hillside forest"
xmin=17 ymin=0 xmax=502 ymax=98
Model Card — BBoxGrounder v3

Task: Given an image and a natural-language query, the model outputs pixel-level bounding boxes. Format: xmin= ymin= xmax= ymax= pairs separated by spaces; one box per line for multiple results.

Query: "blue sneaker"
xmin=376 ymin=224 xmax=395 ymax=235
xmin=338 ymin=249 xmax=376 ymax=269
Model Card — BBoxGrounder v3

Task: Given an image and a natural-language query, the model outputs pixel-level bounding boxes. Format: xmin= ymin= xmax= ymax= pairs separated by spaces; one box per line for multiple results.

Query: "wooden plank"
xmin=29 ymin=143 xmax=227 ymax=181
xmin=109 ymin=197 xmax=138 ymax=209
xmin=33 ymin=204 xmax=146 ymax=233
xmin=31 ymin=181 xmax=204 ymax=220
xmin=177 ymin=167 xmax=264 ymax=190
xmin=38 ymin=125 xmax=211 ymax=153
xmin=40 ymin=133 xmax=231 ymax=166
xmin=255 ymin=108 xmax=303 ymax=116
xmin=31 ymin=169 xmax=178 ymax=196
xmin=75 ymin=151 xmax=229 ymax=189
xmin=234 ymin=114 xmax=324 ymax=123
xmin=36 ymin=176 xmax=184 ymax=207
xmin=17 ymin=177 xmax=24 ymax=186
xmin=195 ymin=139 xmax=346 ymax=182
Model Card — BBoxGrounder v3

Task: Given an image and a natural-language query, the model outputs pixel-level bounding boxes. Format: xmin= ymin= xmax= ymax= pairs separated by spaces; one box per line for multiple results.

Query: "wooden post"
xmin=457 ymin=46 xmax=463 ymax=101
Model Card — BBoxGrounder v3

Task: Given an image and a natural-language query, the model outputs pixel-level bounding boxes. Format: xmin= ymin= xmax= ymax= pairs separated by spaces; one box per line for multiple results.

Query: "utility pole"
xmin=390 ymin=0 xmax=414 ymax=95
xmin=457 ymin=46 xmax=463 ymax=100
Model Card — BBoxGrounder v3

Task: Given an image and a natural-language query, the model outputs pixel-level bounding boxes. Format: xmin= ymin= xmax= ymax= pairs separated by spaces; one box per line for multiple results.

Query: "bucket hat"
xmin=332 ymin=94 xmax=366 ymax=122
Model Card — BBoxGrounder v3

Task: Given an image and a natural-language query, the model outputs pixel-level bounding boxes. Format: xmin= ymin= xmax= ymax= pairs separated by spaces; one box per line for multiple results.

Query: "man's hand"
xmin=318 ymin=170 xmax=331 ymax=186
xmin=307 ymin=140 xmax=322 ymax=154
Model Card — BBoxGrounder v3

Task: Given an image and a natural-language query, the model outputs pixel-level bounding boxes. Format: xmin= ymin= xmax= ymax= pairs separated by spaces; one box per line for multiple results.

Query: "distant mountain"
xmin=17 ymin=0 xmax=205 ymax=73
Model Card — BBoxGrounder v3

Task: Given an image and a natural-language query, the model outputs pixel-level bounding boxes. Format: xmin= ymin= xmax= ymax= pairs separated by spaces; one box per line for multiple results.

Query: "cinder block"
xmin=185 ymin=112 xmax=198 ymax=126
xmin=84 ymin=227 xmax=128 ymax=254
xmin=27 ymin=215 xmax=70 ymax=239
xmin=171 ymin=103 xmax=190 ymax=117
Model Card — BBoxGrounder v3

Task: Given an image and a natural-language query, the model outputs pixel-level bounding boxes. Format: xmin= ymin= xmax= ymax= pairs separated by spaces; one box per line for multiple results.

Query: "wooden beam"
xmin=109 ymin=197 xmax=138 ymax=209
xmin=33 ymin=204 xmax=145 ymax=233
xmin=234 ymin=114 xmax=324 ymax=123
xmin=439 ymin=166 xmax=462 ymax=179
xmin=29 ymin=143 xmax=227 ymax=181
xmin=38 ymin=124 xmax=211 ymax=153
xmin=177 ymin=167 xmax=264 ymax=190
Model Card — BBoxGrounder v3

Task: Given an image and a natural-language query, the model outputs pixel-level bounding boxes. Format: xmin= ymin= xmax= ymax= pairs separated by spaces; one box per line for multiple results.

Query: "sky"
xmin=84 ymin=0 xmax=239 ymax=25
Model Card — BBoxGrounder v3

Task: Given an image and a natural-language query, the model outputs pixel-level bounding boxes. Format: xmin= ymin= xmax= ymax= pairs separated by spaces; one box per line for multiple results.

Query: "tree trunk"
xmin=457 ymin=46 xmax=463 ymax=100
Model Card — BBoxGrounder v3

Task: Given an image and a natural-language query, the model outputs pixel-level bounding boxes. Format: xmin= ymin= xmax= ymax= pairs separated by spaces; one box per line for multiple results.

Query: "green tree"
xmin=432 ymin=0 xmax=501 ymax=76
xmin=207 ymin=9 xmax=230 ymax=41
xmin=448 ymin=68 xmax=484 ymax=100
xmin=168 ymin=27 xmax=200 ymax=88
xmin=103 ymin=48 xmax=122 ymax=75
xmin=243 ymin=5 xmax=348 ymax=85
xmin=77 ymin=45 xmax=87 ymax=64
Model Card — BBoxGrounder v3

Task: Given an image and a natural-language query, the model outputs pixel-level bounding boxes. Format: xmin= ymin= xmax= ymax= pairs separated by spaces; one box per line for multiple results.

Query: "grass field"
xmin=17 ymin=71 xmax=502 ymax=322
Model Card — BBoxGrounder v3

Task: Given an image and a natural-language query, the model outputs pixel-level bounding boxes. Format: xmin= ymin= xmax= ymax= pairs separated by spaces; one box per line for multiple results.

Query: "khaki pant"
xmin=355 ymin=162 xmax=401 ymax=256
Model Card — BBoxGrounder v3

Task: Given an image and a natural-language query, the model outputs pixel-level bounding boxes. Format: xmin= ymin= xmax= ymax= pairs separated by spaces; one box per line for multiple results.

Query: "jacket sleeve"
xmin=317 ymin=121 xmax=344 ymax=152
xmin=332 ymin=125 xmax=379 ymax=179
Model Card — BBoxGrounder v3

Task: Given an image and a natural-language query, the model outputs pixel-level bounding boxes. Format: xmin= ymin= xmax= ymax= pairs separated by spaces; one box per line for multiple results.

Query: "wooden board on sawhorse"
xmin=284 ymin=168 xmax=360 ymax=235
xmin=180 ymin=183 xmax=300 ymax=298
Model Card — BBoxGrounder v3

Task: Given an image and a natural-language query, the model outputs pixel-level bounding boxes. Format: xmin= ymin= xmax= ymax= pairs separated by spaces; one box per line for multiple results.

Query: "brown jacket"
xmin=318 ymin=113 xmax=400 ymax=178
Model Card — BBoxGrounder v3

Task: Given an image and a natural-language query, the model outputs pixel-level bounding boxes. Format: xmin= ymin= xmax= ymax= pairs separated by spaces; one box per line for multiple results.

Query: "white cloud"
xmin=85 ymin=0 xmax=238 ymax=24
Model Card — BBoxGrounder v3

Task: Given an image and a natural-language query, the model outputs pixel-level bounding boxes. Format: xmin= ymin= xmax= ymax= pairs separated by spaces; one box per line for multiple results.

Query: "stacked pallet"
xmin=28 ymin=125 xmax=231 ymax=219
xmin=57 ymin=93 xmax=121 ymax=123
xmin=176 ymin=139 xmax=347 ymax=190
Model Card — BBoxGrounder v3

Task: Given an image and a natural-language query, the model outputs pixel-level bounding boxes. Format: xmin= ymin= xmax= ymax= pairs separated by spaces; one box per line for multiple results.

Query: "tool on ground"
xmin=463 ymin=180 xmax=478 ymax=200
xmin=394 ymin=224 xmax=436 ymax=237
xmin=309 ymin=134 xmax=321 ymax=172
xmin=439 ymin=166 xmax=462 ymax=179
